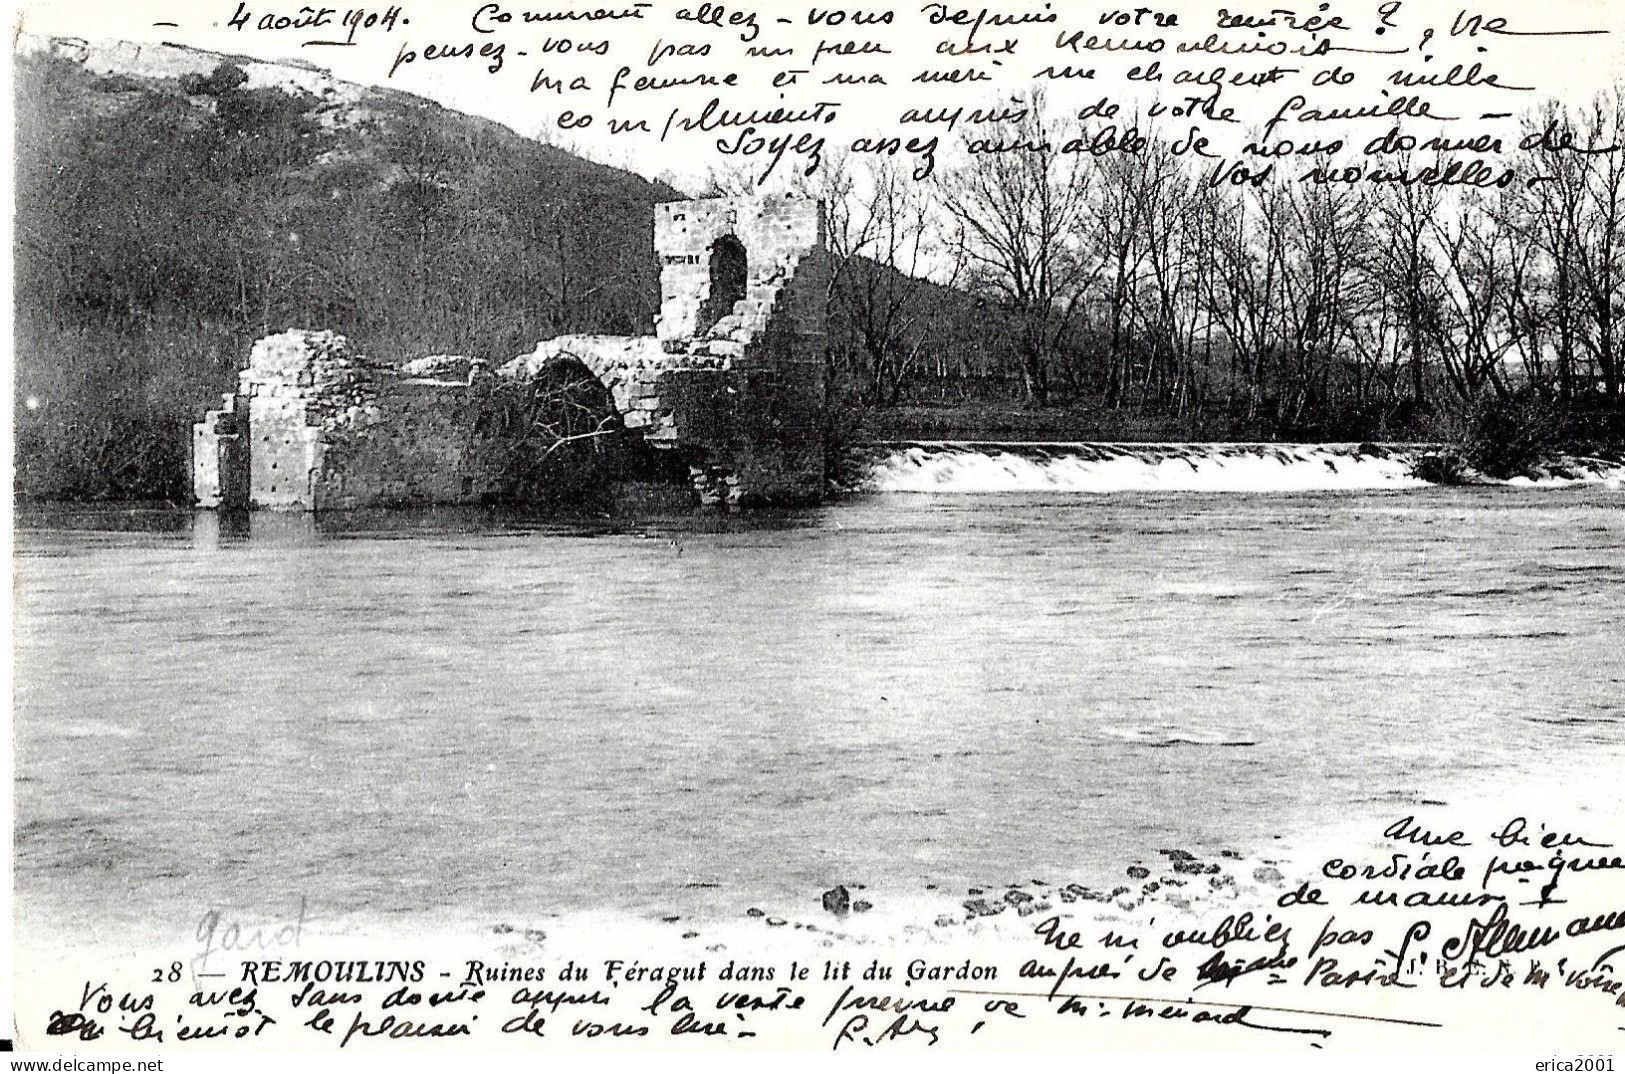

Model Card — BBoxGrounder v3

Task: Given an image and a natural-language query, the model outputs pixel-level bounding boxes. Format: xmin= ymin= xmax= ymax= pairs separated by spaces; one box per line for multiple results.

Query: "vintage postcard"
xmin=5 ymin=0 xmax=1624 ymax=1066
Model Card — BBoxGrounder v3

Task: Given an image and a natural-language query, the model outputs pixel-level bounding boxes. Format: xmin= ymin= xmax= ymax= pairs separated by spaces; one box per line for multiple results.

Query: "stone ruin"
xmin=193 ymin=195 xmax=829 ymax=510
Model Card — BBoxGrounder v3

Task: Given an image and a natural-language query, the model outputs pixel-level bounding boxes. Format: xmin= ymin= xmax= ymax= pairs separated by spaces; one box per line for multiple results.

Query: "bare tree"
xmin=1132 ymin=138 xmax=1213 ymax=416
xmin=1370 ymin=162 xmax=1445 ymax=411
xmin=1518 ymin=92 xmax=1625 ymax=403
xmin=1428 ymin=190 xmax=1535 ymax=401
xmin=805 ymin=155 xmax=962 ymax=406
xmin=935 ymin=91 xmax=1096 ymax=406
xmin=1085 ymin=130 xmax=1155 ymax=407
xmin=1569 ymin=90 xmax=1625 ymax=403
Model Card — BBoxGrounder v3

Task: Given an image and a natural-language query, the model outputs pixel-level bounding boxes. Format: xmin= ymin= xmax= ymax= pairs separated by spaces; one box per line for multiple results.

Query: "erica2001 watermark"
xmin=1536 ymin=1057 xmax=1616 ymax=1073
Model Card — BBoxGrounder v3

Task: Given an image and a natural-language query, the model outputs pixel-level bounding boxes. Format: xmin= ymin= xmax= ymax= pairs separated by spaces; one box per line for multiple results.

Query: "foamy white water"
xmin=861 ymin=442 xmax=1430 ymax=493
xmin=1504 ymin=454 xmax=1625 ymax=489
xmin=858 ymin=441 xmax=1625 ymax=493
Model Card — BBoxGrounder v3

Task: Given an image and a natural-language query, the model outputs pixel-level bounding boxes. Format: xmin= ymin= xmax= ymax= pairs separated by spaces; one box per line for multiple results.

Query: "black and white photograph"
xmin=5 ymin=0 xmax=1624 ymax=1062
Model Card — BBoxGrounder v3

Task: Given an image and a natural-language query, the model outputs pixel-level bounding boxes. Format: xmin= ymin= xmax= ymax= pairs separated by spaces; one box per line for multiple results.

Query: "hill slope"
xmin=13 ymin=37 xmax=683 ymax=499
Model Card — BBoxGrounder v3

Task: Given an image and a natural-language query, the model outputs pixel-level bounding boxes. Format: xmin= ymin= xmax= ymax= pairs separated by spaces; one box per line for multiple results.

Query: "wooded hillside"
xmin=13 ymin=47 xmax=677 ymax=499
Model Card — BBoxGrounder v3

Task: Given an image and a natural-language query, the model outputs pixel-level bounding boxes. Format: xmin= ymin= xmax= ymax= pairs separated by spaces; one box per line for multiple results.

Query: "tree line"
xmin=798 ymin=88 xmax=1625 ymax=458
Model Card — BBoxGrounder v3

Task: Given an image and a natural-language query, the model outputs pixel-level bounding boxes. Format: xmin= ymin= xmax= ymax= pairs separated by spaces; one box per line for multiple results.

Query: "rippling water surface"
xmin=12 ymin=487 xmax=1624 ymax=941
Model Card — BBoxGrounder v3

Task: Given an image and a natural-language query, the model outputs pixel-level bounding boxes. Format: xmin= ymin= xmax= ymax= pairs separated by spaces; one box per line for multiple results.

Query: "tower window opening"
xmin=699 ymin=234 xmax=747 ymax=334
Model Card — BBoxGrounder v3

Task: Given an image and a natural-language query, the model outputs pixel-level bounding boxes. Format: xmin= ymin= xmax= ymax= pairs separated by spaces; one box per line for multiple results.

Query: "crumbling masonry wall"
xmin=193 ymin=333 xmax=529 ymax=509
xmin=193 ymin=195 xmax=828 ymax=510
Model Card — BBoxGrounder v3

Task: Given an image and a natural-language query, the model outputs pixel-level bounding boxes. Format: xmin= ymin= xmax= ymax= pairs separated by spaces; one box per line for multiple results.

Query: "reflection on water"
xmin=12 ymin=489 xmax=1625 ymax=941
xmin=24 ymin=498 xmax=823 ymax=550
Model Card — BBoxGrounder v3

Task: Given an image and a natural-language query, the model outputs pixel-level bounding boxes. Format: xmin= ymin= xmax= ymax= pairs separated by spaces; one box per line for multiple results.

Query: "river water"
xmin=12 ymin=468 xmax=1625 ymax=945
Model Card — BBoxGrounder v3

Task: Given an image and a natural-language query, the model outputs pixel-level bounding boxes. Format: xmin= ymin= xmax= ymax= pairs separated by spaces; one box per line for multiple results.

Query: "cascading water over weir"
xmin=852 ymin=442 xmax=1625 ymax=493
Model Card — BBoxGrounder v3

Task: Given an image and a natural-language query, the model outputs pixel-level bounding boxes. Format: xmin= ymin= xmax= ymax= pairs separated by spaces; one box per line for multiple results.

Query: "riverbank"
xmin=861 ymin=402 xmax=1209 ymax=444
xmin=14 ymin=765 xmax=1622 ymax=1051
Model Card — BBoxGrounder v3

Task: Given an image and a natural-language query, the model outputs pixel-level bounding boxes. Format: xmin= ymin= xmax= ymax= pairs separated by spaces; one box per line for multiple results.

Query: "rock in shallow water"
xmin=821 ymin=885 xmax=851 ymax=915
xmin=962 ymin=898 xmax=1004 ymax=918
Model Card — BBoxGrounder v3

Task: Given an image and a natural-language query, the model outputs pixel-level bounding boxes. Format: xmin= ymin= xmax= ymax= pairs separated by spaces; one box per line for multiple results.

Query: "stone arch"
xmin=525 ymin=350 xmax=691 ymax=488
xmin=698 ymin=233 xmax=747 ymax=334
xmin=529 ymin=354 xmax=626 ymax=435
xmin=499 ymin=354 xmax=629 ymax=501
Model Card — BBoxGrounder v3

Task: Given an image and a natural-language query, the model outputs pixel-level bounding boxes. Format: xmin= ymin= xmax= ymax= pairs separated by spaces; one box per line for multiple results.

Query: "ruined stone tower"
xmin=193 ymin=195 xmax=828 ymax=510
xmin=649 ymin=195 xmax=830 ymax=504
